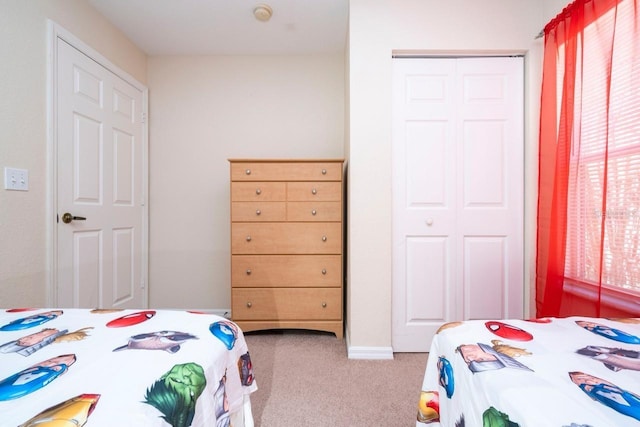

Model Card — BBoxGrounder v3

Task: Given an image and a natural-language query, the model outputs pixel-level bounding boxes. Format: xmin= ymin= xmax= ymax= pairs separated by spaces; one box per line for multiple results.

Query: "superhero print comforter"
xmin=416 ymin=316 xmax=640 ymax=426
xmin=0 ymin=308 xmax=257 ymax=427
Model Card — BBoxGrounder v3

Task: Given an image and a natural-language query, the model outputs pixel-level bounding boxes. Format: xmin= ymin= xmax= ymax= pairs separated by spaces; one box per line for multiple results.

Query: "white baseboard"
xmin=347 ymin=346 xmax=394 ymax=360
xmin=345 ymin=329 xmax=394 ymax=360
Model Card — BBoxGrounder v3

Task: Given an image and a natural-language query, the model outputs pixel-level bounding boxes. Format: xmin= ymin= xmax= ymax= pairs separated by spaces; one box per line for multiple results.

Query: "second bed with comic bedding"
xmin=0 ymin=308 xmax=257 ymax=426
xmin=416 ymin=316 xmax=640 ymax=426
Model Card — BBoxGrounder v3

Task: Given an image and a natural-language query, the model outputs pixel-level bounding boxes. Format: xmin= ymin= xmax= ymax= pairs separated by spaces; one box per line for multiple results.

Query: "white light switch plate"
xmin=4 ymin=167 xmax=29 ymax=191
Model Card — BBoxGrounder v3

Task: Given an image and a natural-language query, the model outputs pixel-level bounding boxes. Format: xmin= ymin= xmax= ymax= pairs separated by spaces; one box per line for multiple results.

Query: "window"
xmin=562 ymin=1 xmax=640 ymax=294
xmin=537 ymin=0 xmax=640 ymax=317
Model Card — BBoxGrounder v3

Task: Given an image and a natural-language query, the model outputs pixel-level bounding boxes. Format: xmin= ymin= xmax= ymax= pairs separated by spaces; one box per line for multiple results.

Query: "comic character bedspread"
xmin=416 ymin=316 xmax=640 ymax=426
xmin=0 ymin=308 xmax=257 ymax=427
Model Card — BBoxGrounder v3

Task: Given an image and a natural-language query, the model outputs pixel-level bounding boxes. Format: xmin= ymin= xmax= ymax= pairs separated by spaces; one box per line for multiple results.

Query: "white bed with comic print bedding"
xmin=0 ymin=308 xmax=257 ymax=427
xmin=416 ymin=316 xmax=640 ymax=426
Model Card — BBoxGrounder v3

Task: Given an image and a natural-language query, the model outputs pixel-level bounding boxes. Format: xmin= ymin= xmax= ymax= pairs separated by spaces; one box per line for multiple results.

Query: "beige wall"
xmin=543 ymin=0 xmax=572 ymax=23
xmin=345 ymin=0 xmax=568 ymax=349
xmin=147 ymin=54 xmax=345 ymax=308
xmin=0 ymin=1 xmax=146 ymax=307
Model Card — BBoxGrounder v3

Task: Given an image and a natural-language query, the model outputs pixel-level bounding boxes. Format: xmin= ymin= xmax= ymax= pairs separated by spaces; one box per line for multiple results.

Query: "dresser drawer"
xmin=231 ymin=202 xmax=286 ymax=222
xmin=287 ymin=182 xmax=342 ymax=201
xmin=231 ymin=223 xmax=342 ymax=254
xmin=232 ymin=288 xmax=342 ymax=320
xmin=287 ymin=202 xmax=342 ymax=222
xmin=232 ymin=255 xmax=342 ymax=287
xmin=230 ymin=162 xmax=343 ymax=182
xmin=231 ymin=182 xmax=286 ymax=201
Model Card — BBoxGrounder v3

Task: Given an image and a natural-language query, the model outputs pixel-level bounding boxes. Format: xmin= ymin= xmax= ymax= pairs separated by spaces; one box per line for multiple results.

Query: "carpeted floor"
xmin=244 ymin=330 xmax=428 ymax=427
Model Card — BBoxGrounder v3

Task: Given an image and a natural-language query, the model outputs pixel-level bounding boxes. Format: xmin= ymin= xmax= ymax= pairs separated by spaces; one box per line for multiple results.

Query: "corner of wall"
xmin=345 ymin=328 xmax=394 ymax=360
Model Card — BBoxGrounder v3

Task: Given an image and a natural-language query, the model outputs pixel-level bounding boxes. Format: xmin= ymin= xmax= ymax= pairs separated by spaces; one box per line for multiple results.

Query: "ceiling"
xmin=88 ymin=0 xmax=349 ymax=56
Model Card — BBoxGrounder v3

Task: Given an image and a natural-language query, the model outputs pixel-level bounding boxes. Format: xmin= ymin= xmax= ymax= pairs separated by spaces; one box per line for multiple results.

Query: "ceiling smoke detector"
xmin=253 ymin=4 xmax=273 ymax=22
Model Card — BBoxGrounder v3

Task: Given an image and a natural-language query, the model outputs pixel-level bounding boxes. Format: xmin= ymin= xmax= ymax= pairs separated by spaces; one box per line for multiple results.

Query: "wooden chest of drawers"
xmin=229 ymin=159 xmax=344 ymax=338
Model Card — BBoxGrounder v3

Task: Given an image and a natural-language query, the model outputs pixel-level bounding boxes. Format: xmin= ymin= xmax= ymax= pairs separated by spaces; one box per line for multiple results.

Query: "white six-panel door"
xmin=392 ymin=57 xmax=524 ymax=351
xmin=56 ymin=37 xmax=146 ymax=309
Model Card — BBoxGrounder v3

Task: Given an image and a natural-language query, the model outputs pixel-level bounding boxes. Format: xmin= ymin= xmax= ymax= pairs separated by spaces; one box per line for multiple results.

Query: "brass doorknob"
xmin=61 ymin=213 xmax=86 ymax=224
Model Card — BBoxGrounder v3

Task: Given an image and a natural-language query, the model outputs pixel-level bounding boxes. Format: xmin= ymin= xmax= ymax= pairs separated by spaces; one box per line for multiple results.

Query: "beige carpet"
xmin=244 ymin=330 xmax=428 ymax=427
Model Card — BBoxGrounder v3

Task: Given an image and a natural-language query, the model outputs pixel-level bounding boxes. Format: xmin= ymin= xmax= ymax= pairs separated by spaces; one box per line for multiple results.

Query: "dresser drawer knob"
xmin=256 ymin=209 xmax=261 ymax=216
xmin=246 ymin=236 xmax=252 ymax=242
xmin=311 ymin=188 xmax=317 ymax=195
xmin=246 ymin=302 xmax=252 ymax=308
xmin=322 ymin=302 xmax=327 ymax=308
xmin=246 ymin=268 xmax=252 ymax=275
xmin=311 ymin=209 xmax=317 ymax=216
xmin=322 ymin=169 xmax=327 ymax=175
xmin=245 ymin=169 xmax=251 ymax=175
xmin=322 ymin=269 xmax=327 ymax=275
xmin=322 ymin=236 xmax=327 ymax=242
xmin=256 ymin=188 xmax=262 ymax=195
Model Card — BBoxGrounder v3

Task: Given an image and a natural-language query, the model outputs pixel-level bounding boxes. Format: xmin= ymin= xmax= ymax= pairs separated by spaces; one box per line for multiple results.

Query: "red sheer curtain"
xmin=537 ymin=0 xmax=639 ymax=318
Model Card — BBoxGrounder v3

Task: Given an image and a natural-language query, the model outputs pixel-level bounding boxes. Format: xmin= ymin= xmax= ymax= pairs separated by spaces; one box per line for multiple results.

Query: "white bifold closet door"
xmin=392 ymin=57 xmax=524 ymax=352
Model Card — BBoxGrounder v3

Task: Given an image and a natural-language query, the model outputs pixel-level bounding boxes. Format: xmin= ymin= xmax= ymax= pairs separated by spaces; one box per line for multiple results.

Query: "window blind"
xmin=564 ymin=0 xmax=640 ymax=294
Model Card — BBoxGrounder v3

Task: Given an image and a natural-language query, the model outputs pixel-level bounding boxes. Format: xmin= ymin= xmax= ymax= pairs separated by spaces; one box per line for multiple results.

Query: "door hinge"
xmin=141 ymin=111 xmax=147 ymax=124
xmin=140 ymin=279 xmax=146 ymax=290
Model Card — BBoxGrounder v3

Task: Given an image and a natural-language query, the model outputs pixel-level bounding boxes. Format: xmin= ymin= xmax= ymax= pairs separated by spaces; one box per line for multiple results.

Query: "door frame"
xmin=46 ymin=21 xmax=149 ymax=307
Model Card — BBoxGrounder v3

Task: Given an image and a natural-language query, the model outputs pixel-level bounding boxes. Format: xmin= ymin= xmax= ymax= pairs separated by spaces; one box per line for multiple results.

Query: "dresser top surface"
xmin=228 ymin=158 xmax=344 ymax=163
